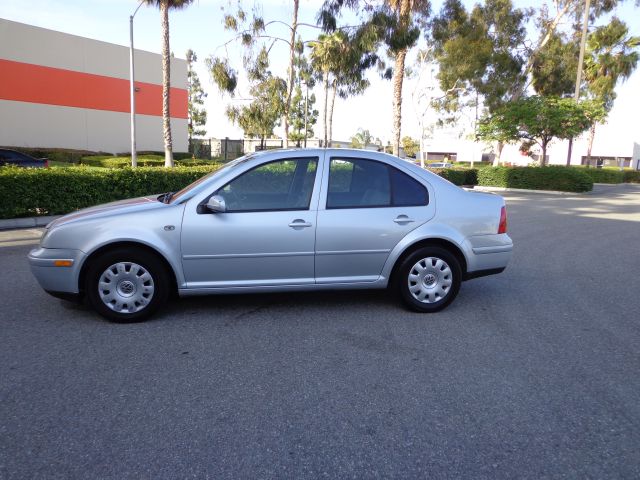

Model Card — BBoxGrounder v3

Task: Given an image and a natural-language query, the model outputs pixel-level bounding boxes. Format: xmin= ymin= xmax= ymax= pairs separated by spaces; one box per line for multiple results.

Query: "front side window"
xmin=214 ymin=158 xmax=318 ymax=212
xmin=327 ymin=158 xmax=428 ymax=209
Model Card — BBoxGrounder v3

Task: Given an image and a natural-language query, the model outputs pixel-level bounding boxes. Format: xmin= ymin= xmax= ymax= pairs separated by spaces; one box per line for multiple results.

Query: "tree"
xmin=186 ymin=49 xmax=207 ymax=144
xmin=225 ymin=48 xmax=287 ymax=149
xmin=478 ymin=96 xmax=602 ymax=165
xmin=350 ymin=128 xmax=373 ymax=149
xmin=309 ymin=32 xmax=346 ymax=147
xmin=209 ymin=2 xmax=308 ymax=147
xmin=289 ymin=84 xmax=318 ymax=147
xmin=430 ymin=0 xmax=529 ymax=164
xmin=143 ymin=0 xmax=194 ymax=167
xmin=319 ymin=0 xmax=431 ymax=156
xmin=583 ymin=18 xmax=639 ymax=165
xmin=309 ymin=26 xmax=378 ymax=147
xmin=429 ymin=0 xmax=629 ymax=164
xmin=531 ymin=31 xmax=579 ymax=97
xmin=401 ymin=136 xmax=420 ymax=158
xmin=291 ymin=40 xmax=318 ymax=147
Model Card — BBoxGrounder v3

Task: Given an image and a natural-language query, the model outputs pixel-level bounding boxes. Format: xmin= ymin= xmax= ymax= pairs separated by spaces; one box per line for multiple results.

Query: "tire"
xmin=85 ymin=247 xmax=170 ymax=323
xmin=395 ymin=246 xmax=462 ymax=313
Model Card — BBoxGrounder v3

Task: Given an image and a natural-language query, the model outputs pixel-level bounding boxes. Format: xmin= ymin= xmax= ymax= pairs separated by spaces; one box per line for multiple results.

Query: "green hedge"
xmin=79 ymin=155 xmax=215 ymax=168
xmin=579 ymin=168 xmax=625 ymax=184
xmin=432 ymin=168 xmax=478 ymax=186
xmin=0 ymin=165 xmax=219 ymax=219
xmin=623 ymin=170 xmax=640 ymax=183
xmin=477 ymin=166 xmax=593 ymax=192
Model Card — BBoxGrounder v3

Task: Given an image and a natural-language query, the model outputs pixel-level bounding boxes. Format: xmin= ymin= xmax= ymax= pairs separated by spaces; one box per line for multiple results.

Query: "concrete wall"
xmin=0 ymin=19 xmax=187 ymax=153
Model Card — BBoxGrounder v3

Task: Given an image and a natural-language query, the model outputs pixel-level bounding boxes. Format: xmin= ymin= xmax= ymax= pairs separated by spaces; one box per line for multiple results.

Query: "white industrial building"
xmin=0 ymin=19 xmax=188 ymax=154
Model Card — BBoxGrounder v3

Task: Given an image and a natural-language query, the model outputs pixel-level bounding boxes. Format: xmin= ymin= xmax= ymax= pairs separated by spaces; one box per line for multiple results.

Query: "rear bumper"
xmin=464 ymin=233 xmax=512 ymax=278
xmin=28 ymin=247 xmax=85 ymax=294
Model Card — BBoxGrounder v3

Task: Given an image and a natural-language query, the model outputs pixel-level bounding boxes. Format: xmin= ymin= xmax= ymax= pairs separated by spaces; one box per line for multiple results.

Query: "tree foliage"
xmin=350 ymin=128 xmax=373 ymax=149
xmin=401 ymin=136 xmax=420 ymax=158
xmin=478 ymin=96 xmax=603 ymax=165
xmin=186 ymin=49 xmax=207 ymax=141
xmin=318 ymin=0 xmax=431 ymax=156
xmin=226 ymin=70 xmax=287 ymax=148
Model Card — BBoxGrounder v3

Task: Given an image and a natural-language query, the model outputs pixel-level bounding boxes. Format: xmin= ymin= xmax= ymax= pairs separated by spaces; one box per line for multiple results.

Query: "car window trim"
xmin=198 ymin=156 xmax=320 ymax=214
xmin=326 ymin=157 xmax=428 ymax=210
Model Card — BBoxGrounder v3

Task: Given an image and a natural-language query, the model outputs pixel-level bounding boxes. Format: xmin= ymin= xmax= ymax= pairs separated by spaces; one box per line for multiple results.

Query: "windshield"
xmin=169 ymin=154 xmax=256 ymax=203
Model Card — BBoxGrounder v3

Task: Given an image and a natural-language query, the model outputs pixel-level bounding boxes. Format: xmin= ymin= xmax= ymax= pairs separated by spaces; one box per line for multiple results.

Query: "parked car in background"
xmin=427 ymin=162 xmax=454 ymax=169
xmin=0 ymin=149 xmax=48 ymax=168
xmin=29 ymin=148 xmax=512 ymax=322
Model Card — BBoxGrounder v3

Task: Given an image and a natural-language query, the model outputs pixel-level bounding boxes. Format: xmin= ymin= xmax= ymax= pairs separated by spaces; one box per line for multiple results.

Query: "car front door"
xmin=180 ymin=156 xmax=321 ymax=288
xmin=315 ymin=156 xmax=435 ymax=284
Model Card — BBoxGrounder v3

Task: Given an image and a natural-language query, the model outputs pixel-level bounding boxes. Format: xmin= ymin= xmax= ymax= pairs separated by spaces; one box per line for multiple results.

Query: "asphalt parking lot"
xmin=1 ymin=184 xmax=639 ymax=479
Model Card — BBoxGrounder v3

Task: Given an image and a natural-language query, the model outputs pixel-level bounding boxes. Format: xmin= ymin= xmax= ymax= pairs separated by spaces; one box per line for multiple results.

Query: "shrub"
xmin=623 ymin=170 xmax=640 ymax=183
xmin=477 ymin=166 xmax=593 ymax=192
xmin=0 ymin=165 xmax=220 ymax=219
xmin=579 ymin=168 xmax=624 ymax=184
xmin=432 ymin=168 xmax=478 ymax=186
xmin=80 ymin=154 xmax=215 ymax=168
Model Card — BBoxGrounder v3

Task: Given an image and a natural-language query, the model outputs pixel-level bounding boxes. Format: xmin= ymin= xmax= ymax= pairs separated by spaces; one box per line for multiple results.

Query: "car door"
xmin=315 ymin=155 xmax=435 ymax=284
xmin=180 ymin=156 xmax=322 ymax=288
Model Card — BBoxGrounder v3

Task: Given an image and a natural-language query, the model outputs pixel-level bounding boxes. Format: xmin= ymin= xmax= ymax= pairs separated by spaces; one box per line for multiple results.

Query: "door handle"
xmin=394 ymin=215 xmax=415 ymax=225
xmin=288 ymin=219 xmax=313 ymax=228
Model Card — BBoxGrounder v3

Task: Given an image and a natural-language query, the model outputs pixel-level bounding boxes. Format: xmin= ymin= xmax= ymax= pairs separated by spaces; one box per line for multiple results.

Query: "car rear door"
xmin=315 ymin=155 xmax=435 ymax=284
xmin=180 ymin=156 xmax=323 ymax=288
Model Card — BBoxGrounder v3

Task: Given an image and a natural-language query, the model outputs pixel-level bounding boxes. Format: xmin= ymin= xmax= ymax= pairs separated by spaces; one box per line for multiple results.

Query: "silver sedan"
xmin=29 ymin=149 xmax=513 ymax=322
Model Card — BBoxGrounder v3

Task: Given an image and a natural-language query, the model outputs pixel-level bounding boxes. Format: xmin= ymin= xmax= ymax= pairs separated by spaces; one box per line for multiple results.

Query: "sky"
xmin=1 ymin=0 xmax=639 ymax=153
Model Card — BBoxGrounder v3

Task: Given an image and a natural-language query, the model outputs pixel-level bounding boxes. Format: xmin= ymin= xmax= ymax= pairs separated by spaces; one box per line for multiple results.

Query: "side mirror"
xmin=205 ymin=195 xmax=226 ymax=213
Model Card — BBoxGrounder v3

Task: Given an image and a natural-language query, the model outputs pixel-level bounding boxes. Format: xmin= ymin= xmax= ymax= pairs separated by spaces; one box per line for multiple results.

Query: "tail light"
xmin=498 ymin=205 xmax=507 ymax=234
xmin=44 ymin=159 xmax=49 ymax=168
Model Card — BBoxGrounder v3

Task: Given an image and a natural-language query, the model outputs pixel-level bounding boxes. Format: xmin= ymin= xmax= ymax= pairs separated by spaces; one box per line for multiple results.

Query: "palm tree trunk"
xmin=303 ymin=82 xmax=309 ymax=148
xmin=586 ymin=123 xmax=596 ymax=166
xmin=160 ymin=0 xmax=174 ymax=167
xmin=322 ymin=71 xmax=329 ymax=147
xmin=328 ymin=80 xmax=337 ymax=146
xmin=283 ymin=0 xmax=299 ymax=149
xmin=392 ymin=48 xmax=407 ymax=157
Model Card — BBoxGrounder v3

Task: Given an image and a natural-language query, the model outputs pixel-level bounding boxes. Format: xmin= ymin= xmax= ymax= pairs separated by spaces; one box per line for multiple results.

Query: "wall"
xmin=0 ymin=19 xmax=187 ymax=153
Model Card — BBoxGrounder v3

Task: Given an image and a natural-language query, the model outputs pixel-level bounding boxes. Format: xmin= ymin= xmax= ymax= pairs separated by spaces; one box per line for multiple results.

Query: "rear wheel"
xmin=85 ymin=248 xmax=170 ymax=323
xmin=395 ymin=246 xmax=462 ymax=313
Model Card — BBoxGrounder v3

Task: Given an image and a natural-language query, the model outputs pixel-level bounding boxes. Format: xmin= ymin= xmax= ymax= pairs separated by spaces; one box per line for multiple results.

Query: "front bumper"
xmin=28 ymin=247 xmax=86 ymax=294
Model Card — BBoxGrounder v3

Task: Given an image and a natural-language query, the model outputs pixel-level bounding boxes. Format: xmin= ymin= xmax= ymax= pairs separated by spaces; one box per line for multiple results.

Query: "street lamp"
xmin=129 ymin=0 xmax=144 ymax=168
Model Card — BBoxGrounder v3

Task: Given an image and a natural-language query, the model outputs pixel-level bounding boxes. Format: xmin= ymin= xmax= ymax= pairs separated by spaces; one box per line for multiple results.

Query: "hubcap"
xmin=408 ymin=257 xmax=453 ymax=304
xmin=98 ymin=262 xmax=154 ymax=314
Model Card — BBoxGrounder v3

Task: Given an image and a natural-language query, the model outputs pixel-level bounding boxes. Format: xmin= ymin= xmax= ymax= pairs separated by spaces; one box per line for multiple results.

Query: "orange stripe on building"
xmin=0 ymin=59 xmax=188 ymax=119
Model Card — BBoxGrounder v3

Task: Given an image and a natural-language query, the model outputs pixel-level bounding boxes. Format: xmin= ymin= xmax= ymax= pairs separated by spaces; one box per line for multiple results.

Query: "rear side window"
xmin=327 ymin=158 xmax=428 ymax=208
xmin=391 ymin=168 xmax=429 ymax=206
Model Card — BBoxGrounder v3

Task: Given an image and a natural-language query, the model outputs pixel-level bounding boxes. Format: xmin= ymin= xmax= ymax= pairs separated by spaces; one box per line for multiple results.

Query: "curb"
xmin=0 ymin=215 xmax=61 ymax=231
xmin=468 ymin=186 xmax=584 ymax=196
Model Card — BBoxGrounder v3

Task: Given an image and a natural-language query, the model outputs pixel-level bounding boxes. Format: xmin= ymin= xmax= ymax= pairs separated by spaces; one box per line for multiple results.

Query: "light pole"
xmin=129 ymin=1 xmax=144 ymax=168
xmin=566 ymin=0 xmax=591 ymax=166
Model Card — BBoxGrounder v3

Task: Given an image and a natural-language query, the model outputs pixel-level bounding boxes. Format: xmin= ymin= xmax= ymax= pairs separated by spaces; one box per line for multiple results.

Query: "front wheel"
xmin=85 ymin=248 xmax=170 ymax=323
xmin=395 ymin=246 xmax=462 ymax=313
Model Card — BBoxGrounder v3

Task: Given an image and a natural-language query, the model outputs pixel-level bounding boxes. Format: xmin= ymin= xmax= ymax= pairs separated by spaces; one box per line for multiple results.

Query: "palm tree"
xmin=351 ymin=128 xmax=373 ymax=149
xmin=309 ymin=32 xmax=346 ymax=147
xmin=583 ymin=18 xmax=639 ymax=166
xmin=317 ymin=0 xmax=427 ymax=156
xmin=143 ymin=0 xmax=193 ymax=167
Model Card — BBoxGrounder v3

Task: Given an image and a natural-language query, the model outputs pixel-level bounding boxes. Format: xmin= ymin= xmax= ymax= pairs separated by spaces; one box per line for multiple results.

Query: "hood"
xmin=47 ymin=195 xmax=165 ymax=229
